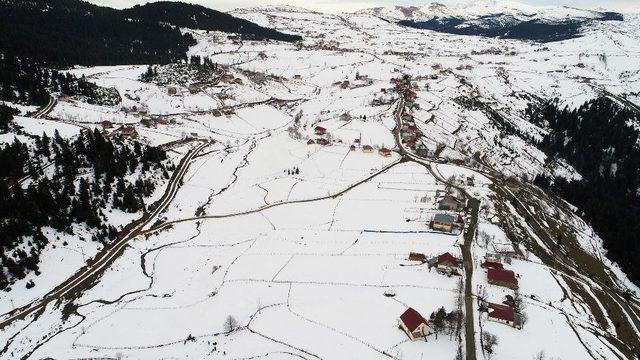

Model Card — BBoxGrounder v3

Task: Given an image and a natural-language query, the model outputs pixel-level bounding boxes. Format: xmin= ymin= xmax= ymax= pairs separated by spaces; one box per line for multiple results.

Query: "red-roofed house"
xmin=488 ymin=303 xmax=515 ymax=324
xmin=314 ymin=126 xmax=326 ymax=136
xmin=398 ymin=308 xmax=433 ymax=341
xmin=487 ymin=268 xmax=518 ymax=289
xmin=434 ymin=252 xmax=462 ymax=274
xmin=379 ymin=147 xmax=392 ymax=157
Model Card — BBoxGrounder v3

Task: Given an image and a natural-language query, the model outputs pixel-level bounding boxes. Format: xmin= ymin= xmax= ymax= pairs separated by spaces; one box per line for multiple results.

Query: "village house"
xmin=293 ymin=74 xmax=302 ymax=80
xmin=487 ymin=268 xmax=519 ymax=289
xmin=408 ymin=252 xmax=427 ymax=263
xmin=432 ymin=252 xmax=462 ymax=275
xmin=115 ymin=125 xmax=138 ymax=139
xmin=221 ymin=106 xmax=235 ymax=115
xmin=438 ymin=195 xmax=462 ymax=211
xmin=378 ymin=147 xmax=392 ymax=157
xmin=486 ymin=303 xmax=522 ymax=329
xmin=316 ymin=138 xmax=330 ymax=146
xmin=431 ymin=213 xmax=456 ymax=232
xmin=340 ymin=80 xmax=350 ymax=89
xmin=167 ymin=87 xmax=177 ymax=96
xmin=188 ymin=84 xmax=200 ymax=94
xmin=233 ymin=78 xmax=243 ymax=85
xmin=349 ymin=144 xmax=357 ymax=151
xmin=314 ymin=126 xmax=327 ymax=136
xmin=307 ymin=139 xmax=315 ymax=145
xmin=398 ymin=308 xmax=433 ymax=341
xmin=362 ymin=145 xmax=373 ymax=153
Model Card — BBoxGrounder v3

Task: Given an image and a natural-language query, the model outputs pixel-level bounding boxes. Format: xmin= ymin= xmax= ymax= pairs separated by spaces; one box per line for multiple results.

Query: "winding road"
xmin=0 ymin=140 xmax=210 ymax=330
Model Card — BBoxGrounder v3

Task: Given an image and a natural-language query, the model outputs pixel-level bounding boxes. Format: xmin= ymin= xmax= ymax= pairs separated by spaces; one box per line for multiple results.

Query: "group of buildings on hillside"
xmin=481 ymin=253 xmax=524 ymax=329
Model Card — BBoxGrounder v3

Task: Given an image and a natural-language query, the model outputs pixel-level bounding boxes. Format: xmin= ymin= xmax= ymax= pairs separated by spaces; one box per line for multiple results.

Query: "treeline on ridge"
xmin=529 ymin=96 xmax=640 ymax=286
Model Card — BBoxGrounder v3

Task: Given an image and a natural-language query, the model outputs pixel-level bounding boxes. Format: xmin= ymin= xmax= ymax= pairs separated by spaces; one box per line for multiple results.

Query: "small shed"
xmin=408 ymin=252 xmax=427 ymax=262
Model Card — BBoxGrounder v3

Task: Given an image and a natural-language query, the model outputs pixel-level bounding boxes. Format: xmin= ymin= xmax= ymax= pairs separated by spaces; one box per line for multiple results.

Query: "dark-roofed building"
xmin=431 ymin=213 xmax=456 ymax=232
xmin=487 ymin=268 xmax=518 ymax=289
xmin=314 ymin=126 xmax=326 ymax=136
xmin=438 ymin=195 xmax=462 ymax=211
xmin=398 ymin=308 xmax=433 ymax=341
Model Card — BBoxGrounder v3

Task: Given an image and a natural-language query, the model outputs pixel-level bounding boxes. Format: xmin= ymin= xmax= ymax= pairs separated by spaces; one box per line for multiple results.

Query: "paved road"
xmin=0 ymin=140 xmax=209 ymax=330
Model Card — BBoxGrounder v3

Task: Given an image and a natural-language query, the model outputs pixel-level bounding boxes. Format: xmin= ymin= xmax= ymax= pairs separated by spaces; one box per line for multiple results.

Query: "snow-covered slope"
xmin=1 ymin=3 xmax=640 ymax=360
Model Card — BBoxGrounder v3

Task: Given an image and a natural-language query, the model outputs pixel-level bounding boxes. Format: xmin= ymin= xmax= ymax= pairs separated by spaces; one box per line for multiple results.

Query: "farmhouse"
xmin=314 ymin=126 xmax=327 ymax=136
xmin=167 ymin=87 xmax=177 ymax=96
xmin=431 ymin=213 xmax=456 ymax=232
xmin=316 ymin=138 xmax=330 ymax=146
xmin=340 ymin=80 xmax=350 ymax=89
xmin=307 ymin=139 xmax=315 ymax=145
xmin=379 ymin=147 xmax=392 ymax=157
xmin=362 ymin=145 xmax=373 ymax=153
xmin=398 ymin=308 xmax=433 ymax=341
xmin=433 ymin=252 xmax=462 ymax=274
xmin=438 ymin=195 xmax=461 ymax=211
xmin=487 ymin=268 xmax=519 ymax=289
xmin=115 ymin=125 xmax=138 ymax=139
xmin=487 ymin=303 xmax=522 ymax=329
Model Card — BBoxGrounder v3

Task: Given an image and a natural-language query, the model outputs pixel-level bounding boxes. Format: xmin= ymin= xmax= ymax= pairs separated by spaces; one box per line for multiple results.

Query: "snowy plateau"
xmin=1 ymin=1 xmax=640 ymax=359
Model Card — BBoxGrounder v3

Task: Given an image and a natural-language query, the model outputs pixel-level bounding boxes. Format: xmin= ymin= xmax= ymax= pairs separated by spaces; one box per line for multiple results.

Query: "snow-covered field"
xmin=1 ymin=3 xmax=640 ymax=359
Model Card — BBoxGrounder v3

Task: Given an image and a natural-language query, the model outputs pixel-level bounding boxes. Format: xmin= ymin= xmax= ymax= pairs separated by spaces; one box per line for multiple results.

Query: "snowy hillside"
xmin=0 ymin=2 xmax=640 ymax=360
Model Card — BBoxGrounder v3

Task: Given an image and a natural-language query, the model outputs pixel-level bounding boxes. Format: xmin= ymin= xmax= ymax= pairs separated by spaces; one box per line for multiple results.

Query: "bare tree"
xmin=224 ymin=315 xmax=239 ymax=333
xmin=482 ymin=332 xmax=498 ymax=355
xmin=453 ymin=346 xmax=463 ymax=360
xmin=533 ymin=350 xmax=546 ymax=360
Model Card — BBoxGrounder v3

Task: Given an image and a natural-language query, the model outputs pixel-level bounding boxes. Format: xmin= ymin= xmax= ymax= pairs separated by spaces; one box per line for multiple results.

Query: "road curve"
xmin=0 ymin=140 xmax=209 ymax=330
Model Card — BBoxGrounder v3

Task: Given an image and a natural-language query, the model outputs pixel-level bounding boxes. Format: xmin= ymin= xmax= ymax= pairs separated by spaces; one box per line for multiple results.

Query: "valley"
xmin=0 ymin=1 xmax=640 ymax=359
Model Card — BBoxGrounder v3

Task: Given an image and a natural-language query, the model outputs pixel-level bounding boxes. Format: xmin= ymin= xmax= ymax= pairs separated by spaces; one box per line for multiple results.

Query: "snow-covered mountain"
xmin=1 ymin=2 xmax=640 ymax=360
xmin=358 ymin=1 xmax=623 ymax=42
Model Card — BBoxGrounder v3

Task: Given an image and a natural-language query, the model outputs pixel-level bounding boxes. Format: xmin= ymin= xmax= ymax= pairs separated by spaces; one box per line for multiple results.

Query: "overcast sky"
xmin=86 ymin=0 xmax=640 ymax=12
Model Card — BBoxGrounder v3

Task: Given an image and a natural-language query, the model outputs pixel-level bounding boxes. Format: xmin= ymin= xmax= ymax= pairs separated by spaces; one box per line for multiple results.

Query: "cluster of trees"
xmin=529 ymin=97 xmax=640 ymax=286
xmin=0 ymin=104 xmax=19 ymax=131
xmin=429 ymin=307 xmax=462 ymax=340
xmin=0 ymin=55 xmax=112 ymax=107
xmin=0 ymin=129 xmax=170 ymax=290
